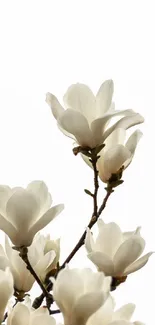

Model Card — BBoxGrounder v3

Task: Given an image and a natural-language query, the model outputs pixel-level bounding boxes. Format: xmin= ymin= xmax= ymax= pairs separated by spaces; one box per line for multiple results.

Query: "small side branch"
xmin=60 ymin=186 xmax=113 ymax=269
xmin=17 ymin=246 xmax=53 ymax=310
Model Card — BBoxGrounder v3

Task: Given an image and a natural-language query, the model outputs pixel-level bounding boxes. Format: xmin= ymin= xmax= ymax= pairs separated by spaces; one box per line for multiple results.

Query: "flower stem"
xmin=59 ymin=186 xmax=113 ymax=269
xmin=32 ymin=149 xmax=116 ymax=309
xmin=18 ymin=246 xmax=53 ymax=309
xmin=90 ymin=154 xmax=99 ymax=218
xmin=49 ymin=309 xmax=61 ymax=315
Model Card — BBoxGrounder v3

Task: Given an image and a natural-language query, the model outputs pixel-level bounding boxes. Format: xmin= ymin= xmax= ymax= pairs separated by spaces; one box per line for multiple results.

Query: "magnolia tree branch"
xmin=32 ymin=146 xmax=112 ymax=309
xmin=32 ymin=188 xmax=113 ymax=310
xmin=32 ymin=146 xmax=123 ymax=309
xmin=17 ymin=246 xmax=53 ymax=310
xmin=60 ymin=185 xmax=114 ymax=269
xmin=90 ymin=154 xmax=99 ymax=217
xmin=49 ymin=309 xmax=61 ymax=315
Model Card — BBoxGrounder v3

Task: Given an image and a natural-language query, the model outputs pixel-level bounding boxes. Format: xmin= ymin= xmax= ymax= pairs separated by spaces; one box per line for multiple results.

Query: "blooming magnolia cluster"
xmin=0 ymin=79 xmax=152 ymax=325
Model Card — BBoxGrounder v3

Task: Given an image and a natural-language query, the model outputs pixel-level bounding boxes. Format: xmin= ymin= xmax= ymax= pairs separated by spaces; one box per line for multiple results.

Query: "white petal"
xmin=31 ymin=306 xmax=49 ymax=317
xmin=123 ymin=227 xmax=141 ymax=242
xmin=103 ymin=113 xmax=144 ymax=142
xmin=63 ymin=83 xmax=96 ymax=124
xmin=6 ymin=189 xmax=39 ymax=230
xmin=5 ymin=235 xmax=12 ymax=260
xmin=35 ymin=251 xmax=56 ymax=279
xmin=109 ymin=321 xmax=131 ymax=325
xmin=113 ymin=303 xmax=135 ymax=321
xmin=96 ymin=80 xmax=114 ymax=116
xmin=27 ymin=181 xmax=51 ymax=210
xmin=46 ymin=93 xmax=64 ymax=120
xmin=82 ymin=270 xmax=108 ymax=292
xmin=31 ymin=314 xmax=56 ymax=325
xmin=7 ymin=303 xmax=30 ymax=325
xmin=123 ymin=130 xmax=143 ymax=168
xmin=95 ymin=220 xmax=123 ymax=258
xmin=88 ymin=295 xmax=114 ymax=325
xmin=59 ymin=109 xmax=94 ymax=147
xmin=104 ymin=128 xmax=126 ymax=153
xmin=88 ymin=252 xmax=114 ymax=275
xmin=113 ymin=235 xmax=145 ymax=275
xmin=17 ymin=272 xmax=35 ymax=293
xmin=57 ymin=122 xmax=76 ymax=140
xmin=91 ymin=110 xmax=134 ymax=147
xmin=0 ymin=268 xmax=14 ymax=322
xmin=0 ymin=214 xmax=17 ymax=244
xmin=124 ymin=252 xmax=153 ymax=275
xmin=85 ymin=228 xmax=96 ymax=252
xmin=73 ymin=291 xmax=106 ymax=325
xmin=29 ymin=204 xmax=64 ymax=242
xmin=53 ymin=268 xmax=84 ymax=314
xmin=103 ymin=144 xmax=131 ymax=176
xmin=0 ymin=185 xmax=12 ymax=215
xmin=0 ymin=256 xmax=9 ymax=270
xmin=125 ymin=130 xmax=143 ymax=154
xmin=0 ymin=244 xmax=5 ymax=256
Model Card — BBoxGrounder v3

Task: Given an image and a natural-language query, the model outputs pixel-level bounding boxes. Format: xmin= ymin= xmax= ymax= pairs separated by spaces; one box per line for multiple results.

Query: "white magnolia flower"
xmin=87 ymin=295 xmax=144 ymax=325
xmin=85 ymin=219 xmax=153 ymax=277
xmin=46 ymin=80 xmax=144 ymax=148
xmin=0 ymin=267 xmax=14 ymax=323
xmin=53 ymin=266 xmax=111 ymax=325
xmin=0 ymin=234 xmax=56 ymax=293
xmin=0 ymin=181 xmax=64 ymax=247
xmin=7 ymin=302 xmax=56 ymax=325
xmin=44 ymin=235 xmax=60 ymax=271
xmin=82 ymin=128 xmax=142 ymax=182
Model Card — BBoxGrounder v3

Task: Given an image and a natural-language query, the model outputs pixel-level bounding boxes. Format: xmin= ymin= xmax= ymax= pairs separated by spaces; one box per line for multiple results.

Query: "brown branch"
xmin=59 ymin=186 xmax=113 ymax=269
xmin=50 ymin=309 xmax=61 ymax=315
xmin=32 ymin=148 xmax=121 ymax=309
xmin=32 ymin=186 xmax=114 ymax=309
xmin=98 ymin=186 xmax=114 ymax=217
xmin=18 ymin=246 xmax=53 ymax=310
xmin=32 ymin=292 xmax=44 ymax=309
xmin=90 ymin=155 xmax=99 ymax=218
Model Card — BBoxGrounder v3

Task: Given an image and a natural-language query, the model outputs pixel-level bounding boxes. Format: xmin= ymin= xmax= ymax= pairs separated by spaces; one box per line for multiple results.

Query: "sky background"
xmin=0 ymin=0 xmax=154 ymax=324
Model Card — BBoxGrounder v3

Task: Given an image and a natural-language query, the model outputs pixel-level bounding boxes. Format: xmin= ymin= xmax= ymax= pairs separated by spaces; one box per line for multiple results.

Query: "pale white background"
xmin=0 ymin=0 xmax=154 ymax=324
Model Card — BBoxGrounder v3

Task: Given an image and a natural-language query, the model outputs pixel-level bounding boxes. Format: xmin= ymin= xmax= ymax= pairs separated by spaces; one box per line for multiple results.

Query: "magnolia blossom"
xmin=7 ymin=302 xmax=56 ymax=325
xmin=0 ymin=234 xmax=56 ymax=293
xmin=0 ymin=181 xmax=64 ymax=247
xmin=43 ymin=235 xmax=60 ymax=273
xmin=82 ymin=128 xmax=142 ymax=182
xmin=85 ymin=219 xmax=153 ymax=277
xmin=53 ymin=267 xmax=111 ymax=325
xmin=87 ymin=295 xmax=144 ymax=325
xmin=0 ymin=267 xmax=14 ymax=323
xmin=46 ymin=80 xmax=144 ymax=148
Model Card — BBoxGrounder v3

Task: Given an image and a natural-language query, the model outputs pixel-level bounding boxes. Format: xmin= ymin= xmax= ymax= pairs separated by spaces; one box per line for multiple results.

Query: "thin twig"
xmin=98 ymin=186 xmax=114 ymax=217
xmin=60 ymin=186 xmax=113 ymax=269
xmin=49 ymin=309 xmax=61 ymax=315
xmin=90 ymin=155 xmax=99 ymax=218
xmin=18 ymin=246 xmax=53 ymax=310
xmin=32 ymin=187 xmax=114 ymax=309
xmin=32 ymin=149 xmax=117 ymax=309
xmin=32 ymin=292 xmax=44 ymax=309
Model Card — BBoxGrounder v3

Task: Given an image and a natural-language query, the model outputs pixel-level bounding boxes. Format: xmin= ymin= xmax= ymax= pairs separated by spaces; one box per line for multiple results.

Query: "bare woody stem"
xmin=32 ymin=146 xmax=117 ymax=309
xmin=18 ymin=246 xmax=53 ymax=308
xmin=32 ymin=186 xmax=114 ymax=310
xmin=59 ymin=186 xmax=113 ymax=269
xmin=90 ymin=155 xmax=99 ymax=218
